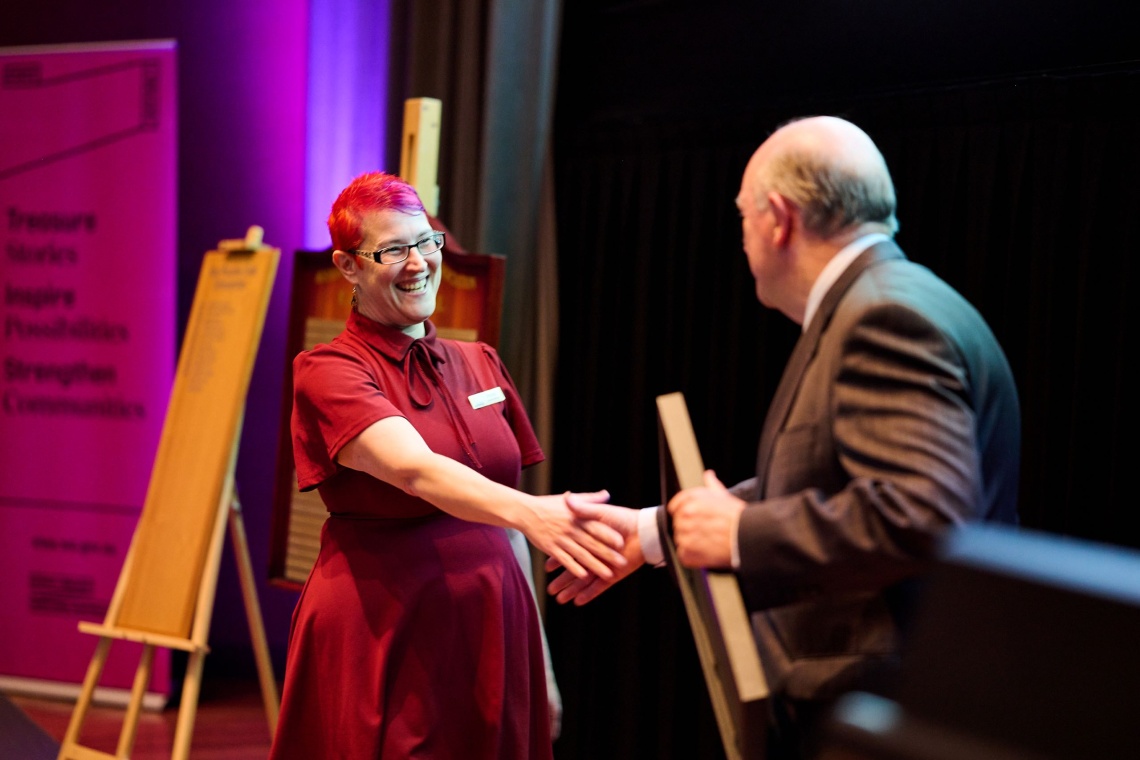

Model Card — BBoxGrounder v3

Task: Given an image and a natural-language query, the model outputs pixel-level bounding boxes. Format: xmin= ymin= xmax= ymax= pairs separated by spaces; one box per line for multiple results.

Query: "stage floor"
xmin=4 ymin=676 xmax=273 ymax=759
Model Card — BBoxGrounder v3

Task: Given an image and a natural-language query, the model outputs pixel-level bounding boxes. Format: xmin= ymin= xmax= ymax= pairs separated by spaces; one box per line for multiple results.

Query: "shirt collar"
xmin=345 ymin=310 xmax=445 ymax=364
xmin=802 ymin=233 xmax=891 ymax=332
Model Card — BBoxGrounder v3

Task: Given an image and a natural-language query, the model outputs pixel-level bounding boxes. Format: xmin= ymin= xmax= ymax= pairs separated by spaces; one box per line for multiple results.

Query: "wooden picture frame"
xmin=657 ymin=392 xmax=769 ymax=760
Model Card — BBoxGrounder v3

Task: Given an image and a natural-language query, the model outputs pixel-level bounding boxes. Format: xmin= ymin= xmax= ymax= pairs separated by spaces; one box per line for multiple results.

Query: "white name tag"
xmin=468 ymin=386 xmax=506 ymax=409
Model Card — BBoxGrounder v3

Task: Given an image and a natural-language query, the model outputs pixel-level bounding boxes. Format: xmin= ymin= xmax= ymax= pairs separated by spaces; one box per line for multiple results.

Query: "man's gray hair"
xmin=755 ymin=145 xmax=899 ymax=238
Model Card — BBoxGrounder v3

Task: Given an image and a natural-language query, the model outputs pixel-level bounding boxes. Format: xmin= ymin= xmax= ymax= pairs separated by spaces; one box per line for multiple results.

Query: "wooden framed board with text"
xmin=59 ymin=229 xmax=281 ymax=760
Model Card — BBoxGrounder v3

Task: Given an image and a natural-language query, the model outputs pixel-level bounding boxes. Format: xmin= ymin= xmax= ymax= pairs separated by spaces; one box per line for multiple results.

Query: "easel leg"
xmin=58 ymin=636 xmax=111 ymax=759
xmin=229 ymin=494 xmax=281 ymax=735
xmin=171 ymin=648 xmax=206 ymax=760
xmin=115 ymin=643 xmax=155 ymax=757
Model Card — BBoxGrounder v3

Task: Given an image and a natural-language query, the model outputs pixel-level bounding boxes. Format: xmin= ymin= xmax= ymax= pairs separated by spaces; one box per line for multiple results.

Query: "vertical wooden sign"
xmin=399 ymin=97 xmax=442 ymax=216
xmin=117 ymin=244 xmax=278 ymax=636
xmin=60 ymin=232 xmax=280 ymax=760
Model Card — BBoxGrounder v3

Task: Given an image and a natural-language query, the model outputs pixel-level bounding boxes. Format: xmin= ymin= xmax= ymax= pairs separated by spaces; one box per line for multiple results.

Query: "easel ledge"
xmin=76 ymin=624 xmax=211 ymax=654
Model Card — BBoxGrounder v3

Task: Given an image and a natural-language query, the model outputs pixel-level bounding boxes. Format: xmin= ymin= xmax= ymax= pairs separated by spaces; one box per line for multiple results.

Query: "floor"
xmin=5 ymin=677 xmax=274 ymax=759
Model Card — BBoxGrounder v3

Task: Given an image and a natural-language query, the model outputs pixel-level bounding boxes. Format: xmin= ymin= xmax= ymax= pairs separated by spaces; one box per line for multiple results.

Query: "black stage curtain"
xmin=547 ymin=66 xmax=1140 ymax=759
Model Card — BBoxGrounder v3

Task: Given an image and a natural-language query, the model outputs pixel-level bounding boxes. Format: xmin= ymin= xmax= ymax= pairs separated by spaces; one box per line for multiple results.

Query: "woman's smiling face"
xmin=349 ymin=209 xmax=442 ymax=335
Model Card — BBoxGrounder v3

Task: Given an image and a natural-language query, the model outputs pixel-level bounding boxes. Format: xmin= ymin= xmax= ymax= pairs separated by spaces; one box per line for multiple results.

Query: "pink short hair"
xmin=327 ymin=171 xmax=425 ymax=251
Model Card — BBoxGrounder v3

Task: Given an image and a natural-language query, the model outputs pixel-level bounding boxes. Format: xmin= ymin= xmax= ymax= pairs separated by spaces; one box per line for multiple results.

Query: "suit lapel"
xmin=754 ymin=240 xmax=905 ymax=495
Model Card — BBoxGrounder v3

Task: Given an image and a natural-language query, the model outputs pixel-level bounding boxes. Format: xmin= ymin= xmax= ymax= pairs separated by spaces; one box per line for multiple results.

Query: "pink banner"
xmin=0 ymin=40 xmax=176 ymax=700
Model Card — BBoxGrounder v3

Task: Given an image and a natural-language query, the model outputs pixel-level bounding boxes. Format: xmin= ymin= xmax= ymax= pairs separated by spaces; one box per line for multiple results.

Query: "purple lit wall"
xmin=305 ymin=0 xmax=391 ymax=250
xmin=175 ymin=0 xmax=311 ymax=666
xmin=0 ymin=0 xmax=397 ymax=671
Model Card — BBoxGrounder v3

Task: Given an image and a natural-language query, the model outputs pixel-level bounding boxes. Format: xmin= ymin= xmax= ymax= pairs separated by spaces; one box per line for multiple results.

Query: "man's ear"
xmin=331 ymin=249 xmax=360 ymax=283
xmin=767 ymin=192 xmax=794 ymax=248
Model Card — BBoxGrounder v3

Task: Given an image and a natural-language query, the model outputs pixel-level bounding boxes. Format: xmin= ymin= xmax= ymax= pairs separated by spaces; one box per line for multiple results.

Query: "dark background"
xmin=546 ymin=1 xmax=1138 ymax=758
xmin=3 ymin=1 xmax=1138 ymax=757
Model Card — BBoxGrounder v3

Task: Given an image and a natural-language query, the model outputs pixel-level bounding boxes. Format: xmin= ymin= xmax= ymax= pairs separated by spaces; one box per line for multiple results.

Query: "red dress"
xmin=270 ymin=311 xmax=551 ymax=759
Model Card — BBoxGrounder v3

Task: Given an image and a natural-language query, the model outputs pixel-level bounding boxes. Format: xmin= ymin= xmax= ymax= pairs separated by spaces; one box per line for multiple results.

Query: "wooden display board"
xmin=268 ymin=246 xmax=506 ymax=588
xmin=59 ymin=229 xmax=280 ymax=760
xmin=657 ymin=392 xmax=769 ymax=760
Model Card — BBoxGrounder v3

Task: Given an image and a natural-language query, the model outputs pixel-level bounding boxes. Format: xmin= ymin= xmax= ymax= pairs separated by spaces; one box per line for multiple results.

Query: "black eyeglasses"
xmin=351 ymin=232 xmax=445 ymax=265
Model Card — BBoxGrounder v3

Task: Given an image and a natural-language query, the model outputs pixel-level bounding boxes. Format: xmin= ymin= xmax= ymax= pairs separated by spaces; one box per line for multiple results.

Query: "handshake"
xmin=540 ymin=470 xmax=747 ymax=605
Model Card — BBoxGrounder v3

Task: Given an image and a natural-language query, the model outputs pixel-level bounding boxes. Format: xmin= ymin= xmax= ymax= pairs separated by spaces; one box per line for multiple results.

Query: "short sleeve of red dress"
xmin=291 ymin=341 xmax=399 ymax=489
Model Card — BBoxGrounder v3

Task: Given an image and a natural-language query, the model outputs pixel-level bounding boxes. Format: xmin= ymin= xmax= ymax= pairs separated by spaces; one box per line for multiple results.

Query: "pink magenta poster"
xmin=0 ymin=40 xmax=176 ymax=702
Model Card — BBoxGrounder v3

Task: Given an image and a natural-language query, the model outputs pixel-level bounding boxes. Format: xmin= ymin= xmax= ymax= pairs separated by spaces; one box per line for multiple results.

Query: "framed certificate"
xmin=657 ymin=391 xmax=769 ymax=760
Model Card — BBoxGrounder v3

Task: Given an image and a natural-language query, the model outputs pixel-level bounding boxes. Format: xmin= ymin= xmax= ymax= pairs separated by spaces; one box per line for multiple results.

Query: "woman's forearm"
xmin=337 ymin=415 xmax=624 ymax=577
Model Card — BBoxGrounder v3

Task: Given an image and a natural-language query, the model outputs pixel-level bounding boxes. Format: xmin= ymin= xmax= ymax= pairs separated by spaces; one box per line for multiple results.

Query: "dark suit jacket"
xmin=722 ymin=240 xmax=1019 ymax=702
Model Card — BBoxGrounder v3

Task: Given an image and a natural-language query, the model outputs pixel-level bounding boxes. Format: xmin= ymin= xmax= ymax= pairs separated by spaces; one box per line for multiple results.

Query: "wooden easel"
xmin=58 ymin=227 xmax=281 ymax=760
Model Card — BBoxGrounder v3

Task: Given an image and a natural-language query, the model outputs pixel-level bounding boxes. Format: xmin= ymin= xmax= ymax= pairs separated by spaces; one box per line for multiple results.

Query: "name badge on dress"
xmin=468 ymin=386 xmax=506 ymax=409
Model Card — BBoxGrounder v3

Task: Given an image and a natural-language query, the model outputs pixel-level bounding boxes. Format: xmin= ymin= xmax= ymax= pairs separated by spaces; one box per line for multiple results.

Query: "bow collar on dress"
xmin=346 ymin=310 xmax=447 ymax=408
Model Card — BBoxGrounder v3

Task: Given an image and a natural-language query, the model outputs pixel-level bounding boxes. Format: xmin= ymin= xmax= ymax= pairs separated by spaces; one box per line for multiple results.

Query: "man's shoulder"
xmin=837 ymin=257 xmax=1012 ymax=374
xmin=847 ymin=257 xmax=976 ymax=321
xmin=860 ymin=252 xmax=948 ymax=289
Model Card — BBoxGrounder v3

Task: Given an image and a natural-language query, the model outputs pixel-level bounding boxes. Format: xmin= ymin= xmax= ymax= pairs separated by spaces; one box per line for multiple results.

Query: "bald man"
xmin=549 ymin=116 xmax=1021 ymax=757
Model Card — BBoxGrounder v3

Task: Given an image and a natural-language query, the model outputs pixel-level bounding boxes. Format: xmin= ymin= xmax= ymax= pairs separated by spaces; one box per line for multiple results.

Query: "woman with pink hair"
xmin=270 ymin=172 xmax=622 ymax=759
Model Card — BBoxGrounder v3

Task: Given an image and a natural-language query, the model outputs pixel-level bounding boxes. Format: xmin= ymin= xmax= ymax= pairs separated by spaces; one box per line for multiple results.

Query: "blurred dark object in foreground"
xmin=817 ymin=523 xmax=1140 ymax=760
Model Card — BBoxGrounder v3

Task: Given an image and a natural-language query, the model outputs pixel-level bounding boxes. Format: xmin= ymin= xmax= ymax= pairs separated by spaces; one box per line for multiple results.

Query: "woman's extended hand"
xmin=546 ymin=496 xmax=646 ymax=604
xmin=521 ymin=490 xmax=627 ymax=580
